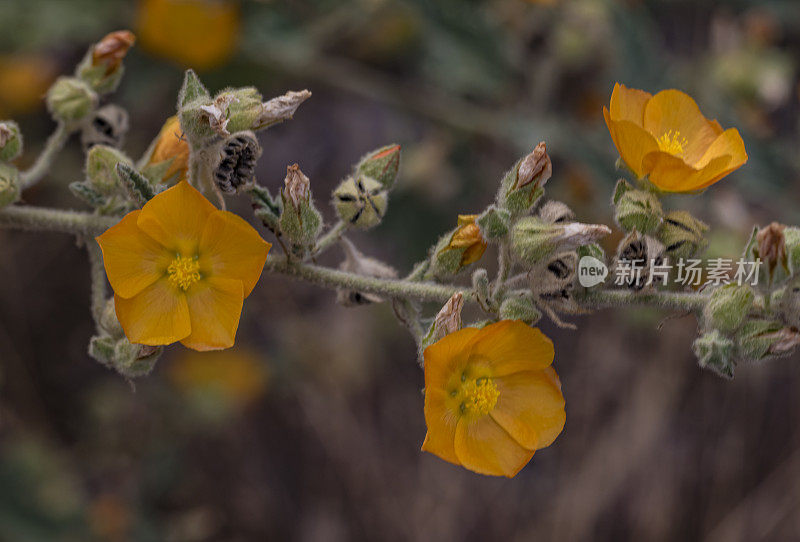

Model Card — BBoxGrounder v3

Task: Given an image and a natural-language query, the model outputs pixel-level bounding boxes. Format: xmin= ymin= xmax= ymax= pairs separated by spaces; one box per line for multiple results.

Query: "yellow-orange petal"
xmin=421 ymin=388 xmax=460 ymax=466
xmin=137 ymin=181 xmax=218 ymax=254
xmin=608 ymin=82 xmax=652 ymax=124
xmin=643 ymin=89 xmax=719 ymax=164
xmin=423 ymin=327 xmax=481 ymax=392
xmin=198 ymin=210 xmax=270 ymax=297
xmin=642 ymin=150 xmax=732 ymax=192
xmin=180 ymin=277 xmax=244 ymax=351
xmin=695 ymin=127 xmax=747 ymax=170
xmin=148 ymin=115 xmax=189 ymax=182
xmin=96 ymin=210 xmax=171 ymax=299
xmin=468 ymin=321 xmax=554 ymax=376
xmin=454 ymin=416 xmax=534 ymax=477
xmin=114 ymin=279 xmax=190 ymax=346
xmin=491 ymin=370 xmax=566 ymax=450
xmin=603 ymin=112 xmax=659 ymax=178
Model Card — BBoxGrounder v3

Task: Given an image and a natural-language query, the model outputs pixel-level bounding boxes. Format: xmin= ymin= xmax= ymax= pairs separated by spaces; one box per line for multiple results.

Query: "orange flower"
xmin=422 ymin=320 xmax=565 ymax=477
xmin=147 ymin=116 xmax=190 ymax=183
xmin=603 ymin=83 xmax=747 ymax=192
xmin=446 ymin=214 xmax=487 ymax=267
xmin=137 ymin=0 xmax=240 ymax=70
xmin=96 ymin=181 xmax=270 ymax=351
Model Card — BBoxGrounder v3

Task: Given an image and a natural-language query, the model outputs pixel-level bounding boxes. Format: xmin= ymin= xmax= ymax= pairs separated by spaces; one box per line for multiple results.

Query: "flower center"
xmin=460 ymin=377 xmax=499 ymax=416
xmin=657 ymin=130 xmax=688 ymax=156
xmin=167 ymin=255 xmax=201 ymax=290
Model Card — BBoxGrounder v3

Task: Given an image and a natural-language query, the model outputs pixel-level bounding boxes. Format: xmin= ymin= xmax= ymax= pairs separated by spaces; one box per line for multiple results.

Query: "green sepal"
xmin=477 ymin=205 xmax=511 ymax=241
xmin=116 ymin=163 xmax=155 ymax=206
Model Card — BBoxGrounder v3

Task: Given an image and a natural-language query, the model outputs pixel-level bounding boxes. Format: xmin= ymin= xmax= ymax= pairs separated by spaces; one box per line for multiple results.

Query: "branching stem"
xmin=20 ymin=123 xmax=71 ymax=190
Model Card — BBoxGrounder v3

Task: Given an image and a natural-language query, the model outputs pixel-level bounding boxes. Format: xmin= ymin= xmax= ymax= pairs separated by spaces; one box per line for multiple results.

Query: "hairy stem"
xmin=491 ymin=243 xmax=512 ymax=302
xmin=86 ymin=240 xmax=107 ymax=327
xmin=313 ymin=220 xmax=348 ymax=256
xmin=20 ymin=123 xmax=71 ymax=190
xmin=578 ymin=288 xmax=707 ymax=313
xmin=0 ymin=205 xmax=117 ymax=235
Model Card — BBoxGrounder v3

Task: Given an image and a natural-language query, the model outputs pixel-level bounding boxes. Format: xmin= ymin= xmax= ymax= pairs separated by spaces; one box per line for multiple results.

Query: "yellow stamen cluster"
xmin=460 ymin=377 xmax=500 ymax=416
xmin=167 ymin=255 xmax=201 ymax=290
xmin=657 ymin=130 xmax=688 ymax=156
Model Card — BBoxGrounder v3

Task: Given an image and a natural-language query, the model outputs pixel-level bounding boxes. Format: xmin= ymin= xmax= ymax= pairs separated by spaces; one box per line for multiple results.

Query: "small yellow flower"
xmin=422 ymin=320 xmax=566 ymax=477
xmin=96 ymin=180 xmax=270 ymax=351
xmin=147 ymin=116 xmax=190 ymax=183
xmin=447 ymin=214 xmax=487 ymax=267
xmin=603 ymin=83 xmax=747 ymax=192
xmin=137 ymin=0 xmax=240 ymax=70
xmin=168 ymin=347 xmax=269 ymax=408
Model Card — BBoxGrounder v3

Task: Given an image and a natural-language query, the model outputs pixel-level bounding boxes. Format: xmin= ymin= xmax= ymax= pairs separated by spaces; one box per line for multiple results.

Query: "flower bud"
xmin=355 ymin=144 xmax=401 ymax=189
xmin=510 ymin=216 xmax=610 ymax=266
xmin=332 ymin=175 xmax=388 ymax=229
xmin=0 ymin=121 xmax=22 ymax=161
xmin=656 ymin=210 xmax=709 ymax=260
xmin=336 ymin=238 xmax=397 ymax=305
xmin=693 ymin=330 xmax=735 ymax=378
xmin=735 ymin=319 xmax=799 ymax=362
xmin=77 ymin=30 xmax=135 ymax=94
xmin=46 ymin=77 xmax=98 ymax=122
xmin=538 ymin=200 xmax=575 ymax=224
xmin=430 ymin=215 xmax=488 ymax=277
xmin=476 ymin=205 xmax=511 ymax=241
xmin=113 ymin=339 xmax=163 ymax=378
xmin=703 ymin=284 xmax=754 ymax=334
xmin=214 ymin=131 xmax=261 ymax=194
xmin=279 ymin=164 xmax=323 ymax=248
xmin=498 ymin=142 xmax=552 ymax=215
xmin=223 ymin=87 xmax=262 ymax=133
xmin=612 ymin=179 xmax=663 ymax=234
xmin=144 ymin=115 xmax=190 ymax=184
xmin=783 ymin=227 xmax=800 ymax=275
xmin=86 ymin=145 xmax=133 ymax=195
xmin=80 ymin=104 xmax=129 ymax=150
xmin=613 ymin=231 xmax=667 ymax=291
xmin=756 ymin=222 xmax=787 ymax=281
xmin=499 ymin=293 xmax=543 ymax=325
xmin=0 ymin=163 xmax=19 ymax=208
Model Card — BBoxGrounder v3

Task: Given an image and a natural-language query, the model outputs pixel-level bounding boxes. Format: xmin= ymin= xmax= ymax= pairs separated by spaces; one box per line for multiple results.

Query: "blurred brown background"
xmin=2 ymin=0 xmax=800 ymax=540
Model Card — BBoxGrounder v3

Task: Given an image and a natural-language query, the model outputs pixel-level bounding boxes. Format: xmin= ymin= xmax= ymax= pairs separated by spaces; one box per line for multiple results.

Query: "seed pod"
xmin=657 ymin=209 xmax=709 ymax=260
xmin=332 ymin=175 xmax=388 ymax=229
xmin=81 ymin=104 xmax=129 ymax=150
xmin=214 ymin=131 xmax=261 ymax=194
xmin=530 ymin=251 xmax=578 ymax=301
xmin=498 ymin=142 xmax=552 ymax=216
xmin=46 ymin=77 xmax=98 ymax=122
xmin=613 ymin=231 xmax=667 ymax=291
xmin=538 ymin=200 xmax=575 ymax=224
xmin=693 ymin=330 xmax=735 ymax=379
xmin=0 ymin=121 xmax=22 ymax=162
xmin=278 ymin=164 xmax=322 ymax=248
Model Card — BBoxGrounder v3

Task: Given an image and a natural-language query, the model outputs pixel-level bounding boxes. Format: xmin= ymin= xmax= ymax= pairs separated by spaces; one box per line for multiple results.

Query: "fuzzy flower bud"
xmin=693 ymin=330 xmax=735 ymax=379
xmin=46 ymin=77 xmax=98 ymax=122
xmin=498 ymin=142 xmax=552 ymax=215
xmin=430 ymin=215 xmax=488 ymax=277
xmin=703 ymin=284 xmax=754 ymax=334
xmin=0 ymin=163 xmax=19 ymax=208
xmin=78 ymin=30 xmax=135 ymax=94
xmin=86 ymin=145 xmax=133 ymax=195
xmin=612 ymin=179 xmax=663 ymax=234
xmin=356 ymin=144 xmax=401 ymax=189
xmin=214 ymin=131 xmax=261 ymax=194
xmin=332 ymin=175 xmax=388 ymax=229
xmin=510 ymin=216 xmax=610 ymax=267
xmin=278 ymin=164 xmax=323 ymax=248
xmin=657 ymin=210 xmax=709 ymax=260
xmin=476 ymin=205 xmax=511 ymax=241
xmin=336 ymin=238 xmax=398 ymax=305
xmin=0 ymin=121 xmax=22 ymax=162
xmin=735 ymin=319 xmax=800 ymax=362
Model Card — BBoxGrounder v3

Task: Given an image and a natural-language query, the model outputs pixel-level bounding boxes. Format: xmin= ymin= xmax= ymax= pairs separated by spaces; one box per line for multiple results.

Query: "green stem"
xmin=313 ymin=220 xmax=347 ymax=255
xmin=578 ymin=288 xmax=707 ymax=313
xmin=0 ymin=205 xmax=117 ymax=235
xmin=20 ymin=123 xmax=71 ymax=190
xmin=86 ymin=240 xmax=107 ymax=326
xmin=264 ymin=254 xmax=470 ymax=303
xmin=491 ymin=243 xmax=512 ymax=302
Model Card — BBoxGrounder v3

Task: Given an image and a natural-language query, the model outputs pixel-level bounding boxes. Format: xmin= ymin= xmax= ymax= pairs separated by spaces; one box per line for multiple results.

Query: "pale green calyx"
xmin=46 ymin=77 xmax=98 ymax=122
